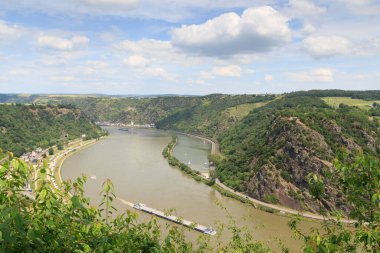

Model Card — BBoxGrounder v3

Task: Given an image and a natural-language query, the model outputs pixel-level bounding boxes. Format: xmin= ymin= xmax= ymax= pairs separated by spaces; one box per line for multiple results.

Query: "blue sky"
xmin=0 ymin=0 xmax=379 ymax=95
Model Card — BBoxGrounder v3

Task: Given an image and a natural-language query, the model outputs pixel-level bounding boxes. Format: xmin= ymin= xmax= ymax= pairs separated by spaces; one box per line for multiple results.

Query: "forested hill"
xmin=0 ymin=94 xmax=276 ymax=128
xmin=214 ymin=96 xmax=380 ymax=213
xmin=155 ymin=94 xmax=275 ymax=138
xmin=0 ymin=104 xmax=105 ymax=156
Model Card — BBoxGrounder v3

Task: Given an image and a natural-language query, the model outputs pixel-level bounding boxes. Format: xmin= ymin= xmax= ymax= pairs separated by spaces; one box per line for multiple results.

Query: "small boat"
xmin=188 ymin=161 xmax=191 ymax=165
xmin=90 ymin=175 xmax=97 ymax=180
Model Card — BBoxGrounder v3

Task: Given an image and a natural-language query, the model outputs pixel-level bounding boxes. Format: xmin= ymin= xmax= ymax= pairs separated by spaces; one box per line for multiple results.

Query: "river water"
xmin=61 ymin=127 xmax=315 ymax=252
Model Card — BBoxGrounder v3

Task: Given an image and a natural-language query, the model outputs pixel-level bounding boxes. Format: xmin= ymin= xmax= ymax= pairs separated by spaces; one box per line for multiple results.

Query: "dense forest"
xmin=286 ymin=89 xmax=380 ymax=100
xmin=0 ymin=104 xmax=105 ymax=156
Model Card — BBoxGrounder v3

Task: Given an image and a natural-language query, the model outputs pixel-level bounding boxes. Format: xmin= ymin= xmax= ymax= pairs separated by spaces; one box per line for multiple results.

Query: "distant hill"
xmin=0 ymin=104 xmax=105 ymax=156
xmin=156 ymin=94 xmax=275 ymax=139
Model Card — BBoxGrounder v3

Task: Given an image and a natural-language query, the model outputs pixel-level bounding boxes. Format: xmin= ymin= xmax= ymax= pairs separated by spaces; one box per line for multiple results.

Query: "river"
xmin=61 ymin=127 xmax=316 ymax=252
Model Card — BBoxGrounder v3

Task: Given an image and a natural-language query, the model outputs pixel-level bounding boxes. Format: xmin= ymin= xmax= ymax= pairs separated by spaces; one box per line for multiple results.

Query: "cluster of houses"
xmin=20 ymin=147 xmax=47 ymax=164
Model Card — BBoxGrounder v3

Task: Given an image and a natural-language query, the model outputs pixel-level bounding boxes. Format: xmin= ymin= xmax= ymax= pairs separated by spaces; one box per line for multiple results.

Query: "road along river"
xmin=61 ymin=127 xmax=317 ymax=252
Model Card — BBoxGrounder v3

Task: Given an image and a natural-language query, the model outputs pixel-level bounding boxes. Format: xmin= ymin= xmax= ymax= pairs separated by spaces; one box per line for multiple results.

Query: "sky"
xmin=0 ymin=0 xmax=379 ymax=95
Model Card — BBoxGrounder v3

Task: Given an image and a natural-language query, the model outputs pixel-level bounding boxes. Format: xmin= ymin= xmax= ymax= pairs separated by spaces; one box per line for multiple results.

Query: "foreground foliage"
xmin=0 ymin=157 xmax=270 ymax=252
xmin=291 ymin=153 xmax=380 ymax=252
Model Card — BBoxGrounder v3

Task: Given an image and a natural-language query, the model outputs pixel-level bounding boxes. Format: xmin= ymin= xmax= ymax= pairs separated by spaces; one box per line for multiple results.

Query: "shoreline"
xmin=180 ymin=133 xmax=220 ymax=155
xmin=168 ymin=132 xmax=355 ymax=224
xmin=51 ymin=137 xmax=107 ymax=188
xmin=51 ymin=128 xmax=354 ymax=224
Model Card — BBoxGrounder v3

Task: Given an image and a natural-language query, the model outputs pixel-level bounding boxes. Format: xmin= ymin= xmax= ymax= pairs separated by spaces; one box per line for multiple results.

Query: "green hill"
xmin=0 ymin=104 xmax=105 ymax=156
xmin=214 ymin=96 xmax=380 ymax=212
xmin=155 ymin=94 xmax=275 ymax=138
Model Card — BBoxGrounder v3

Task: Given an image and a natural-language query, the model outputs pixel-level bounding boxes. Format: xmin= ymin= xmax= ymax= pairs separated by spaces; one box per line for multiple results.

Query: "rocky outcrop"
xmin=245 ymin=117 xmax=355 ymax=213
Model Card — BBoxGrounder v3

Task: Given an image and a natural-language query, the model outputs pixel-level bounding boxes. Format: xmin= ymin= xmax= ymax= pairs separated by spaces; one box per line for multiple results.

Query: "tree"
xmin=48 ymin=148 xmax=54 ymax=155
xmin=57 ymin=142 xmax=63 ymax=150
xmin=290 ymin=153 xmax=380 ymax=252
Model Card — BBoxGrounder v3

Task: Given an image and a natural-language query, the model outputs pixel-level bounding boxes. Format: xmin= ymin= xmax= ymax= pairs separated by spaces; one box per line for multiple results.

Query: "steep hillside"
xmin=31 ymin=95 xmax=205 ymax=123
xmin=156 ymin=94 xmax=275 ymax=139
xmin=215 ymin=96 xmax=380 ymax=213
xmin=0 ymin=104 xmax=105 ymax=156
xmin=0 ymin=94 xmax=276 ymax=129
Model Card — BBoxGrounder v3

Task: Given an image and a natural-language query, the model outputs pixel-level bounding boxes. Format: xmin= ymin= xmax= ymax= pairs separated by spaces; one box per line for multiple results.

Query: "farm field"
xmin=322 ymin=97 xmax=380 ymax=110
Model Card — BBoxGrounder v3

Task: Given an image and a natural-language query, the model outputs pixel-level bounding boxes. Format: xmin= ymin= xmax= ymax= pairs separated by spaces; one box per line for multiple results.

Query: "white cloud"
xmin=124 ymin=55 xmax=149 ymax=67
xmin=303 ymin=35 xmax=351 ymax=58
xmin=287 ymin=0 xmax=326 ymax=18
xmin=82 ymin=0 xmax=139 ymax=7
xmin=301 ymin=22 xmax=316 ymax=34
xmin=115 ymin=39 xmax=202 ymax=66
xmin=212 ymin=65 xmax=241 ymax=77
xmin=339 ymin=0 xmax=380 ymax=15
xmin=353 ymin=74 xmax=366 ymax=80
xmin=287 ymin=68 xmax=334 ymax=82
xmin=143 ymin=67 xmax=174 ymax=80
xmin=8 ymin=68 xmax=30 ymax=76
xmin=264 ymin=74 xmax=273 ymax=81
xmin=50 ymin=75 xmax=74 ymax=82
xmin=171 ymin=6 xmax=291 ymax=57
xmin=0 ymin=20 xmax=23 ymax=41
xmin=38 ymin=35 xmax=89 ymax=51
xmin=0 ymin=0 xmax=271 ymax=22
xmin=83 ymin=60 xmax=109 ymax=74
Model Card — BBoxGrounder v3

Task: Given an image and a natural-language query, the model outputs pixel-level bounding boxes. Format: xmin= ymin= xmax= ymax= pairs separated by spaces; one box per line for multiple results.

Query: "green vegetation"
xmin=1 ymin=90 xmax=380 ymax=252
xmin=163 ymin=136 xmax=254 ymax=205
xmin=215 ymin=95 xmax=379 ymax=212
xmin=0 ymin=157 xmax=270 ymax=252
xmin=287 ymin=89 xmax=380 ymax=100
xmin=162 ymin=136 xmax=209 ymax=184
xmin=322 ymin=97 xmax=380 ymax=110
xmin=156 ymin=94 xmax=275 ymax=139
xmin=1 ymin=94 xmax=275 ymax=138
xmin=0 ymin=104 xmax=105 ymax=156
xmin=291 ymin=153 xmax=380 ymax=252
xmin=1 ymin=151 xmax=378 ymax=252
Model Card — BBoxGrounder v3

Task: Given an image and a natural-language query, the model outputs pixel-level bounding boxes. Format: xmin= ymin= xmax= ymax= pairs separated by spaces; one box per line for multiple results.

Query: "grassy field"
xmin=223 ymin=102 xmax=268 ymax=120
xmin=322 ymin=97 xmax=380 ymax=110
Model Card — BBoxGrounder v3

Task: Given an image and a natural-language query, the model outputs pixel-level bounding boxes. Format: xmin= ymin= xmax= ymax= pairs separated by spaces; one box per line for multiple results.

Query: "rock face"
xmin=217 ymin=96 xmax=380 ymax=213
xmin=245 ymin=117 xmax=347 ymax=212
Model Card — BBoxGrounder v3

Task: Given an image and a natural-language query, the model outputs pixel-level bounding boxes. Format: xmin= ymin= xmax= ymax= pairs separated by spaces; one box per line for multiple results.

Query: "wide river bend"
xmin=61 ymin=127 xmax=315 ymax=252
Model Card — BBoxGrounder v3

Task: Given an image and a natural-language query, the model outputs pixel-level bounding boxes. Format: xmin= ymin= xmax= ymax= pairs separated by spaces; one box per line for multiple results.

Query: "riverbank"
xmin=33 ymin=137 xmax=107 ymax=192
xmin=165 ymin=132 xmax=355 ymax=224
xmin=162 ymin=136 xmax=210 ymax=185
xmin=180 ymin=133 xmax=220 ymax=155
xmin=52 ymin=138 xmax=106 ymax=187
